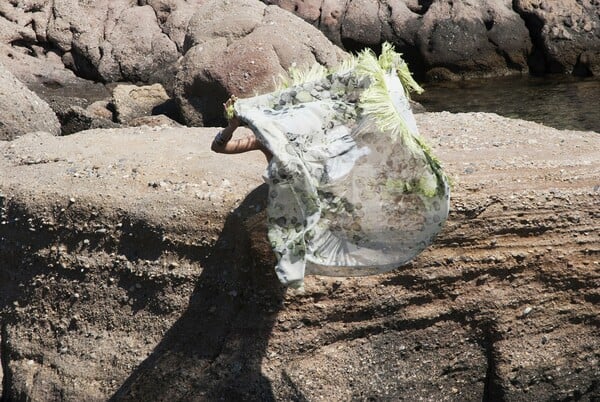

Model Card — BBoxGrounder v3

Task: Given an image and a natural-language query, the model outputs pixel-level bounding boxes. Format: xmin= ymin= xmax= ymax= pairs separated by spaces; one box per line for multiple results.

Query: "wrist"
xmin=213 ymin=129 xmax=230 ymax=146
xmin=228 ymin=117 xmax=241 ymax=129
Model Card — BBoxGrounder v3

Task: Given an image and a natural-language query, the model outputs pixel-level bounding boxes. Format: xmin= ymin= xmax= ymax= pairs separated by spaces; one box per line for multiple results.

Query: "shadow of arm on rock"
xmin=110 ymin=184 xmax=285 ymax=402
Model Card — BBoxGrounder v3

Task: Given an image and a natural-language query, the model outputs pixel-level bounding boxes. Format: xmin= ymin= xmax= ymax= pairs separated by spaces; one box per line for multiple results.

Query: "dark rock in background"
xmin=1 ymin=0 xmax=600 ymax=132
xmin=514 ymin=0 xmax=600 ymax=76
xmin=263 ymin=0 xmax=533 ymax=80
xmin=110 ymin=84 xmax=173 ymax=125
xmin=60 ymin=106 xmax=122 ymax=136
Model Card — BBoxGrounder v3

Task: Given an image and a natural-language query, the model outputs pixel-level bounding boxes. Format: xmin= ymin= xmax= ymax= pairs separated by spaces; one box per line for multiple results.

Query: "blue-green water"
xmin=413 ymin=75 xmax=600 ymax=133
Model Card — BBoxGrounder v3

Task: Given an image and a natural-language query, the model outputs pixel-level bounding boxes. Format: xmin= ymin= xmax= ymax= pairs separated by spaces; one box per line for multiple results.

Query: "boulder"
xmin=0 ymin=114 xmax=598 ymax=400
xmin=3 ymin=0 xmax=600 ymax=84
xmin=416 ymin=0 xmax=533 ymax=80
xmin=0 ymin=126 xmax=267 ymax=401
xmin=60 ymin=106 xmax=122 ymax=135
xmin=0 ymin=62 xmax=60 ymax=140
xmin=173 ymin=0 xmax=347 ymax=126
xmin=110 ymin=84 xmax=172 ymax=124
xmin=0 ymin=5 xmax=36 ymax=45
xmin=263 ymin=0 xmax=533 ymax=80
xmin=1 ymin=1 xmax=182 ymax=86
xmin=514 ymin=0 xmax=600 ymax=75
xmin=97 ymin=5 xmax=180 ymax=86
xmin=0 ymin=43 xmax=113 ymax=127
xmin=139 ymin=0 xmax=209 ymax=51
xmin=86 ymin=100 xmax=115 ymax=121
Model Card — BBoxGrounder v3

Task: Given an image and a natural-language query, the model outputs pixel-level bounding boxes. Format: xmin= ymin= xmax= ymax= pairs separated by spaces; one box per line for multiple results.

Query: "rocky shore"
xmin=0 ymin=1 xmax=599 ymax=401
xmin=2 ymin=0 xmax=599 ymax=90
xmin=1 ymin=114 xmax=598 ymax=401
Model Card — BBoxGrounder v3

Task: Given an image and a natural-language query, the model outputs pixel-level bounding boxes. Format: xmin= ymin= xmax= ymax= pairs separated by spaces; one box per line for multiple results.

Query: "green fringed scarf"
xmin=232 ymin=43 xmax=450 ymax=287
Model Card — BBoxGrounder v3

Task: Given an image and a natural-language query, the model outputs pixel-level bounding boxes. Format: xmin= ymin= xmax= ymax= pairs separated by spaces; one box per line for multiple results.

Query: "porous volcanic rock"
xmin=0 ymin=126 xmax=267 ymax=401
xmin=173 ymin=0 xmax=347 ymax=126
xmin=0 ymin=114 xmax=598 ymax=401
xmin=263 ymin=0 xmax=533 ymax=80
xmin=0 ymin=62 xmax=60 ymax=140
xmin=139 ymin=0 xmax=208 ymax=52
xmin=514 ymin=0 xmax=600 ymax=76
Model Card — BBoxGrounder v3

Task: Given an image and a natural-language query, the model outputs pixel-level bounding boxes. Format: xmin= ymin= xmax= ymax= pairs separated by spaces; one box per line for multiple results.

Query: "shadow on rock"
xmin=111 ymin=184 xmax=284 ymax=401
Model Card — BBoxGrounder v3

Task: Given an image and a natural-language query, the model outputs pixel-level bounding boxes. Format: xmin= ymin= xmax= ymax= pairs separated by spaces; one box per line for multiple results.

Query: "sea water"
xmin=414 ymin=75 xmax=600 ymax=133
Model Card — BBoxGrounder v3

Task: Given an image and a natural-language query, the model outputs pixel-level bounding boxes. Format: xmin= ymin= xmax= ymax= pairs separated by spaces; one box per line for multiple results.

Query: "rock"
xmin=0 ymin=43 xmax=59 ymax=86
xmin=0 ymin=62 xmax=60 ymax=140
xmin=1 ymin=114 xmax=599 ymax=400
xmin=2 ymin=1 xmax=181 ymax=86
xmin=44 ymin=96 xmax=120 ymax=135
xmin=173 ymin=0 xmax=347 ymax=126
xmin=0 ymin=42 xmax=113 ymax=128
xmin=139 ymin=0 xmax=204 ymax=51
xmin=60 ymin=106 xmax=122 ymax=135
xmin=514 ymin=0 xmax=600 ymax=76
xmin=97 ymin=5 xmax=180 ymax=86
xmin=2 ymin=0 xmax=600 ymax=86
xmin=417 ymin=0 xmax=532 ymax=79
xmin=409 ymin=99 xmax=426 ymax=114
xmin=284 ymin=323 xmax=487 ymax=400
xmin=0 ymin=5 xmax=36 ymax=44
xmin=128 ymin=115 xmax=182 ymax=128
xmin=111 ymin=83 xmax=172 ymax=124
xmin=46 ymin=95 xmax=90 ymax=118
xmin=86 ymin=100 xmax=115 ymax=121
xmin=264 ymin=0 xmax=533 ymax=80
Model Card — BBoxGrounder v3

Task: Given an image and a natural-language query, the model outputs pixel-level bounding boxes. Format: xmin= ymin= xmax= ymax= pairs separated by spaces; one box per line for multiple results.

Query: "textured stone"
xmin=173 ymin=0 xmax=346 ymax=126
xmin=514 ymin=0 xmax=600 ymax=76
xmin=111 ymin=83 xmax=171 ymax=124
xmin=0 ymin=114 xmax=598 ymax=400
xmin=263 ymin=0 xmax=534 ymax=79
xmin=0 ymin=62 xmax=60 ymax=140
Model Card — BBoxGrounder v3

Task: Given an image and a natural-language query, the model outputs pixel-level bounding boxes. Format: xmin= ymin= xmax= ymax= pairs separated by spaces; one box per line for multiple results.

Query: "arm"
xmin=211 ymin=97 xmax=273 ymax=161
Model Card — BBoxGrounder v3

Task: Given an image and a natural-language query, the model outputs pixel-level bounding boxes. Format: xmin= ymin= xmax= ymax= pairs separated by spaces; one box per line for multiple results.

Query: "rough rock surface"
xmin=173 ymin=0 xmax=347 ymax=126
xmin=97 ymin=5 xmax=180 ymax=86
xmin=0 ymin=43 xmax=104 ymax=97
xmin=2 ymin=0 xmax=600 ymax=87
xmin=514 ymin=0 xmax=600 ymax=76
xmin=0 ymin=113 xmax=598 ymax=401
xmin=0 ymin=43 xmax=114 ymax=130
xmin=0 ymin=63 xmax=60 ymax=140
xmin=262 ymin=0 xmax=533 ymax=80
xmin=0 ymin=0 xmax=181 ymax=86
xmin=59 ymin=106 xmax=122 ymax=136
xmin=111 ymin=84 xmax=172 ymax=125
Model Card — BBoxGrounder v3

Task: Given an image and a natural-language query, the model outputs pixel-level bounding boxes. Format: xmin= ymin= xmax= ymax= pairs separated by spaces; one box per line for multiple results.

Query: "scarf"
xmin=233 ymin=43 xmax=450 ymax=287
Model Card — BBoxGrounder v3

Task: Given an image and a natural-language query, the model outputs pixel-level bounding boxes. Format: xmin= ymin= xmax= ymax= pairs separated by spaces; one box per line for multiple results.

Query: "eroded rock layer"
xmin=0 ymin=113 xmax=598 ymax=400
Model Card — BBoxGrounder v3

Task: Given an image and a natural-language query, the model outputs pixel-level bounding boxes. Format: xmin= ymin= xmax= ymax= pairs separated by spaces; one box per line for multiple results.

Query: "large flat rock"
xmin=0 ymin=113 xmax=598 ymax=401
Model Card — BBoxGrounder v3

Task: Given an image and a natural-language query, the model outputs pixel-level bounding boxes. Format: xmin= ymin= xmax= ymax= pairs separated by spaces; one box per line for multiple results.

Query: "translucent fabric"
xmin=234 ymin=59 xmax=450 ymax=287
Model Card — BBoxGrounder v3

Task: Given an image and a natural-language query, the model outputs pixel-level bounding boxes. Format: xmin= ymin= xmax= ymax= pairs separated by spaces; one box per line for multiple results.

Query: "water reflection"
xmin=414 ymin=75 xmax=600 ymax=133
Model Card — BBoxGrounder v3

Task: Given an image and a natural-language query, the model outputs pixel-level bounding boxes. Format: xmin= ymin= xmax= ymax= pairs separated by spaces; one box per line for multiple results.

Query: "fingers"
xmin=223 ymin=95 xmax=238 ymax=109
